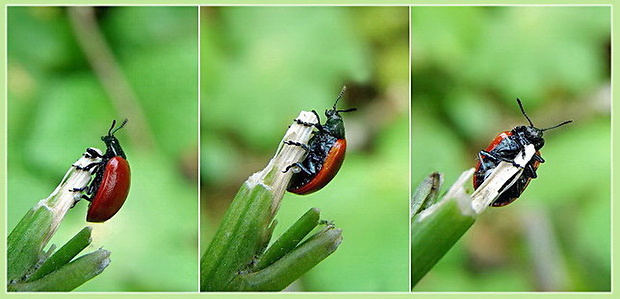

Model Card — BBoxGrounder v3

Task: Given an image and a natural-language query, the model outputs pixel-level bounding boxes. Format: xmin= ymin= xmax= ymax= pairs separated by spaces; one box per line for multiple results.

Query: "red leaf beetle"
xmin=284 ymin=87 xmax=356 ymax=195
xmin=75 ymin=119 xmax=131 ymax=222
xmin=473 ymin=99 xmax=572 ymax=206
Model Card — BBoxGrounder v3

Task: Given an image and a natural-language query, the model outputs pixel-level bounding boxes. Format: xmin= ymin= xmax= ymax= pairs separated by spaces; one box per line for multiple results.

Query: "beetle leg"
xmin=293 ymin=110 xmax=325 ymax=132
xmin=283 ymin=163 xmax=298 ymax=173
xmin=283 ymin=140 xmax=309 ymax=152
xmin=81 ymin=184 xmax=96 ymax=201
xmin=70 ymin=187 xmax=84 ymax=207
xmin=70 ymin=195 xmax=83 ymax=207
xmin=73 ymin=162 xmax=88 ymax=170
xmin=84 ymin=147 xmax=103 ymax=159
xmin=70 ymin=186 xmax=86 ymax=192
xmin=283 ymin=162 xmax=313 ymax=175
xmin=294 ymin=118 xmax=316 ymax=127
xmin=523 ymin=163 xmax=538 ymax=179
xmin=478 ymin=150 xmax=507 ymax=163
xmin=69 ymin=185 xmax=93 ymax=206
xmin=293 ymin=110 xmax=321 ymax=127
xmin=310 ymin=110 xmax=326 ymax=132
xmin=479 ymin=150 xmax=522 ymax=168
xmin=88 ymin=162 xmax=102 ymax=172
xmin=533 ymin=153 xmax=545 ymax=163
xmin=311 ymin=110 xmax=322 ymax=124
xmin=73 ymin=161 xmax=101 ymax=172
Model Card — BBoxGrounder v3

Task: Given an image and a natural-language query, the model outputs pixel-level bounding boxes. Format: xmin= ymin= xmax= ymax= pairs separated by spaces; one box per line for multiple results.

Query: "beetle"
xmin=74 ymin=119 xmax=131 ymax=222
xmin=473 ymin=99 xmax=572 ymax=206
xmin=284 ymin=87 xmax=356 ymax=195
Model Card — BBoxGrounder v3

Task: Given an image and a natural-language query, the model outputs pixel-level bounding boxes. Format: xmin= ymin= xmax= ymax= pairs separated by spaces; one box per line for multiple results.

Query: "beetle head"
xmin=515 ymin=98 xmax=572 ymax=150
xmin=323 ymin=86 xmax=356 ymax=139
xmin=513 ymin=125 xmax=545 ymax=149
xmin=102 ymin=119 xmax=128 ymax=159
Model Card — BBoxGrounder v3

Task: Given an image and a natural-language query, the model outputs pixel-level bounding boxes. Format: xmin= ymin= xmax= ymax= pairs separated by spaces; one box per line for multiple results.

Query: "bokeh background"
xmin=411 ymin=6 xmax=610 ymax=291
xmin=7 ymin=7 xmax=198 ymax=291
xmin=200 ymin=6 xmax=409 ymax=291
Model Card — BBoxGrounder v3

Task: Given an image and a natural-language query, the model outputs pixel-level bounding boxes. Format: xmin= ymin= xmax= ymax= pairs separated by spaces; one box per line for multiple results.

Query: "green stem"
xmin=200 ymin=182 xmax=275 ymax=291
xmin=201 ymin=111 xmax=343 ymax=291
xmin=7 ymin=150 xmax=112 ymax=291
xmin=411 ymin=145 xmax=536 ymax=289
xmin=7 ymin=206 xmax=55 ymax=282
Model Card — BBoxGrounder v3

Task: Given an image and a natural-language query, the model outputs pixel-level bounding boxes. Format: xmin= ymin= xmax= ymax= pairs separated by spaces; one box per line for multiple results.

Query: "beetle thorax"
xmin=323 ymin=109 xmax=345 ymax=139
xmin=513 ymin=125 xmax=545 ymax=150
xmin=102 ymin=135 xmax=127 ymax=159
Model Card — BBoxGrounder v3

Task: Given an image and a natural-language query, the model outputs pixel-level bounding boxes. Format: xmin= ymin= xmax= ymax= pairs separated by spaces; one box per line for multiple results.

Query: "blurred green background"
xmin=200 ymin=6 xmax=409 ymax=291
xmin=7 ymin=7 xmax=198 ymax=291
xmin=412 ymin=6 xmax=610 ymax=291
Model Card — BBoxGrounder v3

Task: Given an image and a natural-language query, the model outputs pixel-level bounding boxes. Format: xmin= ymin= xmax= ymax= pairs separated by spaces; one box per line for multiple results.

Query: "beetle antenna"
xmin=108 ymin=120 xmax=117 ymax=136
xmin=333 ymin=86 xmax=347 ymax=109
xmin=336 ymin=108 xmax=357 ymax=113
xmin=516 ymin=98 xmax=535 ymax=127
xmin=541 ymin=120 xmax=573 ymax=131
xmin=109 ymin=119 xmax=128 ymax=136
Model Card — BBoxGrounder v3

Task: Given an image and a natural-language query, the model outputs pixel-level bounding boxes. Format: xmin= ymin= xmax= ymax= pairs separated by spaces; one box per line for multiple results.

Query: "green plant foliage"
xmin=412 ymin=6 xmax=610 ymax=292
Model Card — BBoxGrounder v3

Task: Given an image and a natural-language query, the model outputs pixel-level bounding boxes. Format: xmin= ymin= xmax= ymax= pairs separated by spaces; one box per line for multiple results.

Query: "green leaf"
xmin=411 ymin=172 xmax=443 ymax=217
xmin=27 ymin=227 xmax=92 ymax=282
xmin=235 ymin=226 xmax=342 ymax=291
xmin=8 ymin=249 xmax=111 ymax=292
xmin=256 ymin=208 xmax=321 ymax=270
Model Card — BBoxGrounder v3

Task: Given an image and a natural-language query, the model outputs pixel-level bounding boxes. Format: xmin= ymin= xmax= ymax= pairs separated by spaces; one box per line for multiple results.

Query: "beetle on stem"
xmin=284 ymin=87 xmax=356 ymax=195
xmin=474 ymin=99 xmax=572 ymax=206
xmin=73 ymin=119 xmax=131 ymax=222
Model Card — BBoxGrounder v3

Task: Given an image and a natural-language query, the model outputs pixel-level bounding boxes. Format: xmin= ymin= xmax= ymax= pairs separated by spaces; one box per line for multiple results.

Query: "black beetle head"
xmin=515 ymin=98 xmax=572 ymax=150
xmin=102 ymin=119 xmax=128 ymax=159
xmin=513 ymin=125 xmax=545 ymax=150
xmin=323 ymin=86 xmax=356 ymax=139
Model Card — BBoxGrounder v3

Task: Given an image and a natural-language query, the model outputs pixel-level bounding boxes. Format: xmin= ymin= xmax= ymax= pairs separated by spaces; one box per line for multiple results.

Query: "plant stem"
xmin=201 ymin=111 xmax=333 ymax=291
xmin=7 ymin=150 xmax=111 ymax=291
xmin=411 ymin=145 xmax=535 ymax=288
xmin=8 ymin=152 xmax=100 ymax=282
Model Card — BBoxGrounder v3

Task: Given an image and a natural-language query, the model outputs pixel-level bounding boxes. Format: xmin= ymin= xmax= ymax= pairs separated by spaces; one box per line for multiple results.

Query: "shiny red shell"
xmin=87 ymin=156 xmax=131 ymax=222
xmin=288 ymin=139 xmax=347 ymax=195
xmin=486 ymin=131 xmax=511 ymax=151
